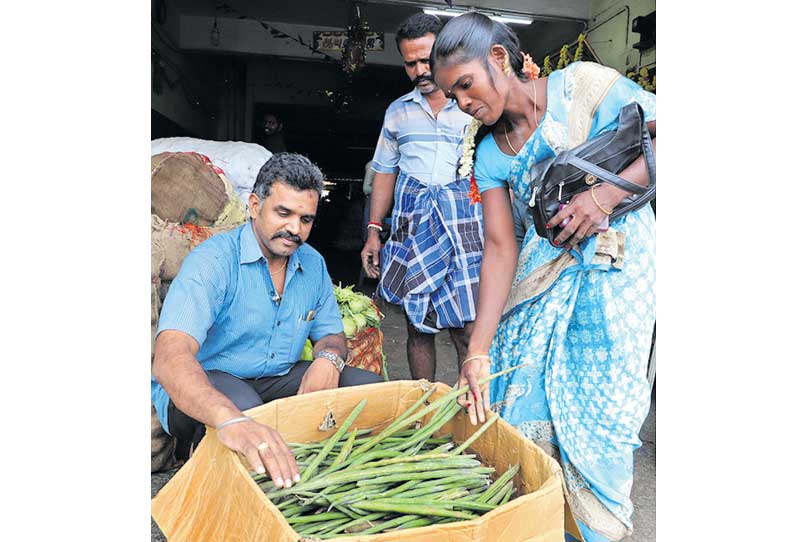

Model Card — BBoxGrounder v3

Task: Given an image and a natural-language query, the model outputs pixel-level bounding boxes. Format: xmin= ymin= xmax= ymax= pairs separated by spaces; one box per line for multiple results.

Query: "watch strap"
xmin=316 ymin=350 xmax=346 ymax=372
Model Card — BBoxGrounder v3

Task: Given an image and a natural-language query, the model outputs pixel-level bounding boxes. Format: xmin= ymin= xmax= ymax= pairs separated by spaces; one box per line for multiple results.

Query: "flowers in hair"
xmin=521 ymin=53 xmax=540 ymax=80
xmin=467 ymin=171 xmax=482 ymax=204
xmin=458 ymin=117 xmax=482 ymax=204
xmin=458 ymin=117 xmax=482 ymax=179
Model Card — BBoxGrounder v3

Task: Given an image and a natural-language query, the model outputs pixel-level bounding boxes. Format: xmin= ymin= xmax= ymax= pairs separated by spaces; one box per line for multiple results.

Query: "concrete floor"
xmin=152 ymin=296 xmax=655 ymax=542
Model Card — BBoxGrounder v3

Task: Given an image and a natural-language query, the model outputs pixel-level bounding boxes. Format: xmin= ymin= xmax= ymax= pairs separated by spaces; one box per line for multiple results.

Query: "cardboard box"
xmin=152 ymin=380 xmax=566 ymax=541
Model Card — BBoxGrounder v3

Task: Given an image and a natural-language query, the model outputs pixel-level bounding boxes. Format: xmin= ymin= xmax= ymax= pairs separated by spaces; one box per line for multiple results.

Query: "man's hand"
xmin=360 ymin=233 xmax=382 ymax=279
xmin=298 ymin=358 xmax=341 ymax=395
xmin=216 ymin=419 xmax=300 ymax=488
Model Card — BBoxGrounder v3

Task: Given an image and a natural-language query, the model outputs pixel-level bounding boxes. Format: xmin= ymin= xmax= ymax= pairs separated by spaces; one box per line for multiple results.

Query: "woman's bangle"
xmin=591 ymin=185 xmax=613 ymax=216
xmin=215 ymin=415 xmax=251 ymax=431
xmin=462 ymin=354 xmax=491 ymax=368
xmin=367 ymin=222 xmax=383 ymax=232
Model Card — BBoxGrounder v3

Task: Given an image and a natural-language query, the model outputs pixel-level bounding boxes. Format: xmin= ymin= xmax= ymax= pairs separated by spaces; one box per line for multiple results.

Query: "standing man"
xmin=260 ymin=112 xmax=288 ymax=153
xmin=360 ymin=13 xmax=484 ymax=381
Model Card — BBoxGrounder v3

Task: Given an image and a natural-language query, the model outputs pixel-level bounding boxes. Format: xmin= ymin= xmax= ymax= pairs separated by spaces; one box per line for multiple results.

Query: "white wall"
xmin=587 ymin=0 xmax=655 ymax=73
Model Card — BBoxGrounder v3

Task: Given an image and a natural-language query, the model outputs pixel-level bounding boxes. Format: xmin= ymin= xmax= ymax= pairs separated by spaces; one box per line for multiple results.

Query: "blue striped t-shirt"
xmin=372 ymin=87 xmax=472 ymax=186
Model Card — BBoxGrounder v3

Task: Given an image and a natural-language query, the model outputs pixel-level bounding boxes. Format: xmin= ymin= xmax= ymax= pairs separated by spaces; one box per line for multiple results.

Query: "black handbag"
xmin=528 ymin=102 xmax=656 ymax=243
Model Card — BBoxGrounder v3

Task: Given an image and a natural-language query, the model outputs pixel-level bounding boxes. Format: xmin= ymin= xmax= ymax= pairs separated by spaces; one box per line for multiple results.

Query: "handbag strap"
xmin=565 ymin=119 xmax=656 ymax=196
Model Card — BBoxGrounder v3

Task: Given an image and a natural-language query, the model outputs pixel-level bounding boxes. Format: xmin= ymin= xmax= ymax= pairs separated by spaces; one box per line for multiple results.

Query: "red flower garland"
xmin=468 ymin=171 xmax=482 ymax=204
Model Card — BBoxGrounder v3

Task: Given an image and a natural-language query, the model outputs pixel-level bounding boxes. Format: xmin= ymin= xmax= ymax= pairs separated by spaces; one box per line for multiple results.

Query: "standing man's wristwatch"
xmin=316 ymin=350 xmax=346 ymax=373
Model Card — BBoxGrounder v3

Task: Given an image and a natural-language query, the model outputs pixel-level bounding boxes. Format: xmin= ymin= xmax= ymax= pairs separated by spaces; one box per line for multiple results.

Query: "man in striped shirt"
xmin=360 ymin=13 xmax=484 ymax=381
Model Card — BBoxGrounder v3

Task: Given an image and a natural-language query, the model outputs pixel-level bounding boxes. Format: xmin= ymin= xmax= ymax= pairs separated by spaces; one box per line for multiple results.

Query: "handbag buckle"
xmin=585 ymin=173 xmax=597 ymax=185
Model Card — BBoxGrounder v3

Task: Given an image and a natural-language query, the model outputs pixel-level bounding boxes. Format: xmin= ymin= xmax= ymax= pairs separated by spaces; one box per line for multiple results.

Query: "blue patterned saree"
xmin=486 ymin=62 xmax=656 ymax=542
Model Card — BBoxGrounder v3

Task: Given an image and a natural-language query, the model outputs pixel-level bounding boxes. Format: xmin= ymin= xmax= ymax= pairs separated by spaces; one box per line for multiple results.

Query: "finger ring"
xmin=257 ymin=441 xmax=269 ymax=452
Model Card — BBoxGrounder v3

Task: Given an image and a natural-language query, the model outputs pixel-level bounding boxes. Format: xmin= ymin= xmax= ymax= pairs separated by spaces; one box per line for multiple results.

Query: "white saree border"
xmin=502 ymin=229 xmax=625 ymax=319
xmin=513 ymin=419 xmax=631 ymax=540
xmin=567 ymin=62 xmax=622 ymax=148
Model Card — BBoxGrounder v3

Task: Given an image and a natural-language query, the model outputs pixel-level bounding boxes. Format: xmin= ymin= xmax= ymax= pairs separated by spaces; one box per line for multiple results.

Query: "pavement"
xmin=151 ymin=296 xmax=655 ymax=542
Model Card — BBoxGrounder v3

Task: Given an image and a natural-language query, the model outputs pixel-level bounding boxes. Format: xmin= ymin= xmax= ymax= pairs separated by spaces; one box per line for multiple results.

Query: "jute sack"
xmin=151 ymin=215 xmax=239 ymax=281
xmin=151 ymin=152 xmax=247 ymax=227
xmin=151 ymin=215 xmax=237 ymax=473
xmin=151 ymin=275 xmax=179 ymax=473
xmin=152 ymin=269 xmax=177 ymax=472
xmin=151 ymin=280 xmax=161 ymax=358
xmin=151 ymin=403 xmax=182 ymax=473
xmin=159 ymin=279 xmax=171 ymax=303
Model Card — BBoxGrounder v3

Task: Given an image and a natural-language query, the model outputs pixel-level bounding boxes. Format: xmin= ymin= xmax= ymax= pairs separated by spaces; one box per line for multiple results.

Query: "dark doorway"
xmin=151 ymin=109 xmax=198 ymax=140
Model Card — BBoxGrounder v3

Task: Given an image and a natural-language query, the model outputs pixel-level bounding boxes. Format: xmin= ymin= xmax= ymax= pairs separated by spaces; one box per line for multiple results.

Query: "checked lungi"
xmin=378 ymin=172 xmax=483 ymax=334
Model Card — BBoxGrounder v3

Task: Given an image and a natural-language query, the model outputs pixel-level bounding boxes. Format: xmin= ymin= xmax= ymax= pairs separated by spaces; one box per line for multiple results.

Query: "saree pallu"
xmin=487 ymin=62 xmax=656 ymax=542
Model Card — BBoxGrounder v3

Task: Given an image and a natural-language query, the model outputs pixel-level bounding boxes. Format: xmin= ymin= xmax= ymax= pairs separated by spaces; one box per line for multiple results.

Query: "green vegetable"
xmin=362 ymin=306 xmax=380 ymax=327
xmin=347 ymin=297 xmax=369 ymax=314
xmin=299 ymin=399 xmax=368 ymax=483
xmin=341 ymin=316 xmax=357 ymax=337
xmin=257 ymin=364 xmax=531 ymax=536
xmin=351 ymin=313 xmax=367 ymax=332
xmin=333 ymin=284 xmax=383 ymax=333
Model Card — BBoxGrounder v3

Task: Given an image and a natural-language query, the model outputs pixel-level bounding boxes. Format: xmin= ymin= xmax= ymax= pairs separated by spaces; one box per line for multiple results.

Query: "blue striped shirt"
xmin=151 ymin=221 xmax=343 ymax=433
xmin=372 ymin=87 xmax=472 ymax=186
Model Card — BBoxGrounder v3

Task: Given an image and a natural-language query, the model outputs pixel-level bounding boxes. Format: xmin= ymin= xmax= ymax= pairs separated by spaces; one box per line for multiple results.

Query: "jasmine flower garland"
xmin=459 ymin=118 xmax=483 ymax=203
xmin=458 ymin=118 xmax=482 ymax=179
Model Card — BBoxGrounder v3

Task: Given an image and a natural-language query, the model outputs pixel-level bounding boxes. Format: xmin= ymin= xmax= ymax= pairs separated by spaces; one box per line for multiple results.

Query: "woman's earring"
xmin=502 ymin=56 xmax=512 ymax=76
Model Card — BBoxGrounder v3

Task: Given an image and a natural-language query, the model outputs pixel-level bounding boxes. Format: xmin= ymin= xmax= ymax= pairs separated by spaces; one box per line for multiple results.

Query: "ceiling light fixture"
xmin=422 ymin=7 xmax=533 ymax=26
xmin=422 ymin=7 xmax=465 ymax=17
xmin=490 ymin=15 xmax=534 ymax=26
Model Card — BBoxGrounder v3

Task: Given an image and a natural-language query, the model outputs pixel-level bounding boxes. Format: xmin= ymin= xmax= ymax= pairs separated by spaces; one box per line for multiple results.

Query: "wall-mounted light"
xmin=211 ymin=17 xmax=220 ymax=46
xmin=423 ymin=7 xmax=533 ymax=26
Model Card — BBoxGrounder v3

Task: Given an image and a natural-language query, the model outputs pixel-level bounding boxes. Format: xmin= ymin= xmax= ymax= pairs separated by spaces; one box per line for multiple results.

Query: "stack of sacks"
xmin=151 ymin=152 xmax=247 ymax=227
xmin=151 ymin=137 xmax=272 ymax=202
xmin=150 ymin=215 xmax=240 ymax=472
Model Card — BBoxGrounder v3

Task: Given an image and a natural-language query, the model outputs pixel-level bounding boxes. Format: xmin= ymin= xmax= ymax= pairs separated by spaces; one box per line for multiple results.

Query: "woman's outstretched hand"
xmin=457 ymin=356 xmax=492 ymax=425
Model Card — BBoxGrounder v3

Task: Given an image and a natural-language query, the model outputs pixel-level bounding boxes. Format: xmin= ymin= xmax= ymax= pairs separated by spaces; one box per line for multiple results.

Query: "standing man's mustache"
xmin=272 ymin=230 xmax=302 ymax=244
xmin=412 ymin=74 xmax=434 ymax=87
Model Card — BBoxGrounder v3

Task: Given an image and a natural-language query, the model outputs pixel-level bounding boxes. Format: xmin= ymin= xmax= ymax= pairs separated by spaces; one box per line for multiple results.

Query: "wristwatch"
xmin=316 ymin=350 xmax=346 ymax=373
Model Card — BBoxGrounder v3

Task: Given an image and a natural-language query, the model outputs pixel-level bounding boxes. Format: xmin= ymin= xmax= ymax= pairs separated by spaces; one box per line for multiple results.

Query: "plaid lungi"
xmin=378 ymin=173 xmax=483 ymax=334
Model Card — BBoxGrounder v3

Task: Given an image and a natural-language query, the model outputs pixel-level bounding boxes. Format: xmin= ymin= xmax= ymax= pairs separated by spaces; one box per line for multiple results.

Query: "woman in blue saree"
xmin=431 ymin=13 xmax=656 ymax=542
